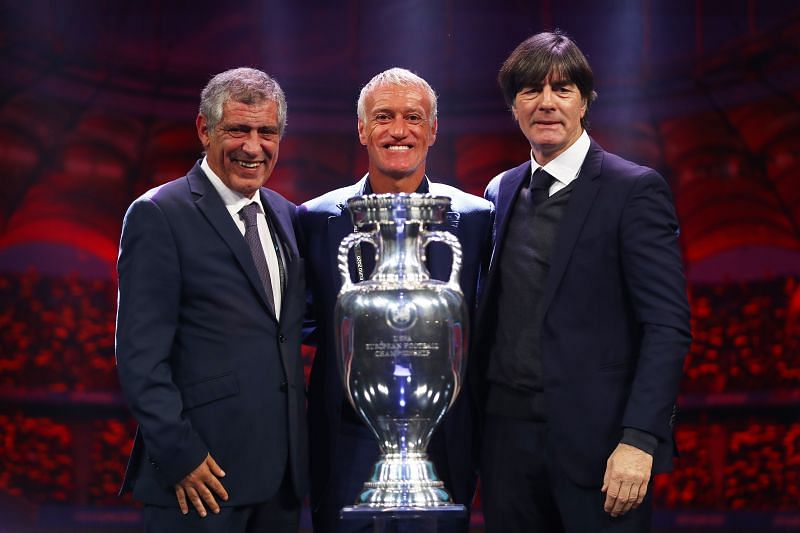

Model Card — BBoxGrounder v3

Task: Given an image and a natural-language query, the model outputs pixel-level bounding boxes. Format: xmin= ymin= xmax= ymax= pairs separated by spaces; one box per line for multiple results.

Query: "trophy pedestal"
xmin=340 ymin=504 xmax=467 ymax=533
xmin=355 ymin=453 xmax=451 ymax=506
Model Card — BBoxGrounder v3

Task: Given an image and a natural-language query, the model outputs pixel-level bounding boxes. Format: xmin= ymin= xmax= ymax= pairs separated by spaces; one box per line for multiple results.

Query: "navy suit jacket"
xmin=473 ymin=140 xmax=691 ymax=486
xmin=298 ymin=176 xmax=493 ymax=508
xmin=116 ymin=161 xmax=309 ymax=506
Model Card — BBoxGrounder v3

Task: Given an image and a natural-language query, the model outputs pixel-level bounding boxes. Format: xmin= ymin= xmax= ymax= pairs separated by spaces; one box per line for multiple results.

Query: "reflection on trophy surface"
xmin=335 ymin=193 xmax=467 ymax=507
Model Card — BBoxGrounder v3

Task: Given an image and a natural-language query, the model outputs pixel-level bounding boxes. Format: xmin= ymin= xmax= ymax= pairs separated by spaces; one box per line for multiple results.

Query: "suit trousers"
xmin=143 ymin=465 xmax=300 ymax=533
xmin=481 ymin=414 xmax=652 ymax=533
xmin=312 ymin=418 xmax=376 ymax=533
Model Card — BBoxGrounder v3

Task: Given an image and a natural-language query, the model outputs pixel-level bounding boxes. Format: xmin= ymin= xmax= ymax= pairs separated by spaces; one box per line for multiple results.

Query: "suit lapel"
xmin=540 ymin=143 xmax=604 ymax=316
xmin=188 ymin=165 xmax=276 ymax=315
xmin=260 ymin=189 xmax=298 ymax=263
xmin=488 ymin=161 xmax=530 ymax=276
xmin=260 ymin=188 xmax=298 ymax=301
xmin=259 ymin=189 xmax=298 ymax=378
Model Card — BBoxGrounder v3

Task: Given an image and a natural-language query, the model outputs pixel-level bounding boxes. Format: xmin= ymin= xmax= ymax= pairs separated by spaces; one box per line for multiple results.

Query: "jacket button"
xmin=279 ymin=334 xmax=286 ymax=343
xmin=280 ymin=381 xmax=288 ymax=392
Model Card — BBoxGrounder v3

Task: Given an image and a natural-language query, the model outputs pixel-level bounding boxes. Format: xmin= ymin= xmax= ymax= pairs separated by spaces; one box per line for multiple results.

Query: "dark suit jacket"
xmin=298 ymin=176 xmax=493 ymax=508
xmin=473 ymin=140 xmax=691 ymax=487
xmin=116 ymin=161 xmax=309 ymax=506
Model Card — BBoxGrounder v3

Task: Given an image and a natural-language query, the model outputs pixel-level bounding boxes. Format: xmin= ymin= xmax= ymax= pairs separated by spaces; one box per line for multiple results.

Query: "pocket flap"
xmin=181 ymin=373 xmax=239 ymax=409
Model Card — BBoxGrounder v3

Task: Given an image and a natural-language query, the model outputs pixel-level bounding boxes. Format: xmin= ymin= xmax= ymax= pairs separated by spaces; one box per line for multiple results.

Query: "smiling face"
xmin=196 ymin=99 xmax=281 ymax=198
xmin=357 ymin=83 xmax=437 ymax=193
xmin=512 ymin=73 xmax=587 ymax=166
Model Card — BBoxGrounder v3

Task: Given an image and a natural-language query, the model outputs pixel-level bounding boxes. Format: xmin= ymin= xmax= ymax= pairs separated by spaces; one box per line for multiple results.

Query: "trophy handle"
xmin=337 ymin=232 xmax=377 ymax=291
xmin=422 ymin=230 xmax=463 ymax=291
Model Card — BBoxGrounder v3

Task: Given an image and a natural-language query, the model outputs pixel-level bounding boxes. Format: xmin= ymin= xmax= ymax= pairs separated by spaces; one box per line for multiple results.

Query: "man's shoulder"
xmin=582 ymin=136 xmax=650 ymax=176
xmin=299 ymin=182 xmax=361 ymax=216
xmin=261 ymin=187 xmax=296 ymax=211
xmin=428 ymin=181 xmax=492 ymax=215
xmin=133 ymin=161 xmax=204 ymax=205
xmin=593 ymin=146 xmax=666 ymax=191
xmin=601 ymin=149 xmax=653 ymax=176
xmin=485 ymin=160 xmax=529 ymax=199
xmin=121 ymin=173 xmax=195 ymax=239
xmin=131 ymin=174 xmax=192 ymax=213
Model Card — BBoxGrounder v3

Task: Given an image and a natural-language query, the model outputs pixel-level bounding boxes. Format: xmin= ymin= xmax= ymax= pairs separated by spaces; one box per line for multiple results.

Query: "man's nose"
xmin=242 ymin=131 xmax=261 ymax=152
xmin=540 ymin=86 xmax=556 ymax=108
xmin=389 ymin=116 xmax=407 ymax=137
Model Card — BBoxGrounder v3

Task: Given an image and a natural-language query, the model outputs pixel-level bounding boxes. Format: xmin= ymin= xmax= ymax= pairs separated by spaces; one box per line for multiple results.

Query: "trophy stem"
xmin=355 ymin=452 xmax=453 ymax=507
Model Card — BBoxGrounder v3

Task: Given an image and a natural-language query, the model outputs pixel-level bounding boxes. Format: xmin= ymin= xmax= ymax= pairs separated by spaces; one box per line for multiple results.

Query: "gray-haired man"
xmin=299 ymin=68 xmax=493 ymax=532
xmin=116 ymin=67 xmax=308 ymax=532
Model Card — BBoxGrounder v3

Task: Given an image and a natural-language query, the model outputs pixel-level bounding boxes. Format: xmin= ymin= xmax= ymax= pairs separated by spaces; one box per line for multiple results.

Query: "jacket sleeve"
xmin=115 ymin=197 xmax=209 ymax=485
xmin=619 ymin=171 xmax=692 ymax=441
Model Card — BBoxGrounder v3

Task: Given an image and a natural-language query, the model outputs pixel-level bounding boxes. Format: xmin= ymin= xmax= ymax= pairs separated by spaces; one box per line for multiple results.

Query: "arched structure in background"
xmin=0 ymin=1 xmax=799 ymax=529
xmin=662 ymin=111 xmax=798 ymax=262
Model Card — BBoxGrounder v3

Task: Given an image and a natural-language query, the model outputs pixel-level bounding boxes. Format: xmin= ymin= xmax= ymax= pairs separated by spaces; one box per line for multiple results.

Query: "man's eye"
xmin=257 ymin=128 xmax=278 ymax=139
xmin=406 ymin=114 xmax=423 ymax=124
xmin=374 ymin=113 xmax=391 ymax=122
xmin=223 ymin=127 xmax=248 ymax=137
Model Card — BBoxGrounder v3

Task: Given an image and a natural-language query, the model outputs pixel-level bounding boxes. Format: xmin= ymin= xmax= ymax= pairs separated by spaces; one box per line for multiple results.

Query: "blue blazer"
xmin=116 ymin=161 xmax=309 ymax=505
xmin=473 ymin=140 xmax=691 ymax=486
xmin=298 ymin=176 xmax=493 ymax=508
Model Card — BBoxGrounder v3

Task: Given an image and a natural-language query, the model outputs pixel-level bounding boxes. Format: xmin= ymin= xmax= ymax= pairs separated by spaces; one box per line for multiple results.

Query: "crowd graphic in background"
xmin=1 ymin=270 xmax=798 ymax=514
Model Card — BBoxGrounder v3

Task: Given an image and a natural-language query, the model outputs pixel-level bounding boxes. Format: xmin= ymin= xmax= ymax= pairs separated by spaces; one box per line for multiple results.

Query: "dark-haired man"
xmin=472 ymin=31 xmax=691 ymax=532
xmin=116 ymin=67 xmax=308 ymax=532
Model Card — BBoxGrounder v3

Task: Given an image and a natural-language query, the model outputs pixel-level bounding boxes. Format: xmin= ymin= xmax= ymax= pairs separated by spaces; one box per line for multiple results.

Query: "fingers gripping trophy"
xmin=335 ymin=193 xmax=467 ymax=509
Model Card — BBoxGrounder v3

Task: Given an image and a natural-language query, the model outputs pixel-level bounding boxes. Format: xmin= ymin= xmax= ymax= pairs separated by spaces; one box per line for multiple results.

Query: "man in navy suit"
xmin=298 ymin=68 xmax=493 ymax=532
xmin=116 ymin=67 xmax=308 ymax=532
xmin=473 ymin=32 xmax=691 ymax=532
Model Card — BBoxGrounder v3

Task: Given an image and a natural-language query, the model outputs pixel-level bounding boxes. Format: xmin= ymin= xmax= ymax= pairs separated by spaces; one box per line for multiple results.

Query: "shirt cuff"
xmin=620 ymin=427 xmax=658 ymax=455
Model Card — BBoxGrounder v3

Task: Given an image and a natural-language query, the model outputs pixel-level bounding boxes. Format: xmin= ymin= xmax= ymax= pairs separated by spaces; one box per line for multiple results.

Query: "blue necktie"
xmin=240 ymin=203 xmax=275 ymax=312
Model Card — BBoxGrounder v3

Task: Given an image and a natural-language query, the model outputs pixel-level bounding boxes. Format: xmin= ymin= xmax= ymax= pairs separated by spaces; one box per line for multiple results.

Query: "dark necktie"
xmin=240 ymin=203 xmax=275 ymax=312
xmin=531 ymin=168 xmax=555 ymax=207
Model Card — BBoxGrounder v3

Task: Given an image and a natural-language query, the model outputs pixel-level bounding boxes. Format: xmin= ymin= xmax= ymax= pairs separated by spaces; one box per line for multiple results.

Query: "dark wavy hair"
xmin=498 ymin=30 xmax=597 ymax=128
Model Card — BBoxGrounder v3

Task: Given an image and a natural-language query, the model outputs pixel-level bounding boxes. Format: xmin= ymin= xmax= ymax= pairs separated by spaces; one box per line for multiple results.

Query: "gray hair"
xmin=199 ymin=67 xmax=287 ymax=137
xmin=357 ymin=68 xmax=438 ymax=127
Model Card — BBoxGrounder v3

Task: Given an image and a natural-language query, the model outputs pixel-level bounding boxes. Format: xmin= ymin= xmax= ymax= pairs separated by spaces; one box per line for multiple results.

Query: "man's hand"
xmin=174 ymin=453 xmax=228 ymax=517
xmin=601 ymin=443 xmax=653 ymax=517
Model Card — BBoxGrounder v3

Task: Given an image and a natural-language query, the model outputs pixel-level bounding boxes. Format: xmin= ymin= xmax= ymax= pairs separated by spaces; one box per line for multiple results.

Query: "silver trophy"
xmin=335 ymin=193 xmax=467 ymax=507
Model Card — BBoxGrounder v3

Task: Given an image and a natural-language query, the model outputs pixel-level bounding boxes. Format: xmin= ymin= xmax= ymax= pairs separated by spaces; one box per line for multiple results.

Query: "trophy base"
xmin=340 ymin=504 xmax=468 ymax=531
xmin=354 ymin=452 xmax=452 ymax=507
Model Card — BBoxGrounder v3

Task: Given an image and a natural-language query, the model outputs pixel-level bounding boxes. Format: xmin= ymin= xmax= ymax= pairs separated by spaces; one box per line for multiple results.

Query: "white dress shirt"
xmin=201 ymin=157 xmax=282 ymax=318
xmin=530 ymin=130 xmax=591 ymax=197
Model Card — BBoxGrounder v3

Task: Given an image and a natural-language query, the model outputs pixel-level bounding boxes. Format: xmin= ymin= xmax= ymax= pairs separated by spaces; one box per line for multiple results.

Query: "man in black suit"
xmin=115 ymin=67 xmax=308 ymax=533
xmin=299 ymin=68 xmax=493 ymax=532
xmin=473 ymin=31 xmax=691 ymax=532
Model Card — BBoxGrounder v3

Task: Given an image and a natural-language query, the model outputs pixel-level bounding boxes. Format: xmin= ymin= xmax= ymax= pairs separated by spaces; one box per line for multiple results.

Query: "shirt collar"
xmin=362 ymin=174 xmax=430 ymax=194
xmin=201 ymin=156 xmax=265 ymax=214
xmin=529 ymin=130 xmax=591 ymax=187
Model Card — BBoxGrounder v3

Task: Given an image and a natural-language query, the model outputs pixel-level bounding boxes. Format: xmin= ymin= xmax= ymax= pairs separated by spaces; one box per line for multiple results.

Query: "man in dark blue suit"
xmin=473 ymin=32 xmax=691 ymax=532
xmin=298 ymin=68 xmax=493 ymax=532
xmin=116 ymin=67 xmax=308 ymax=532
